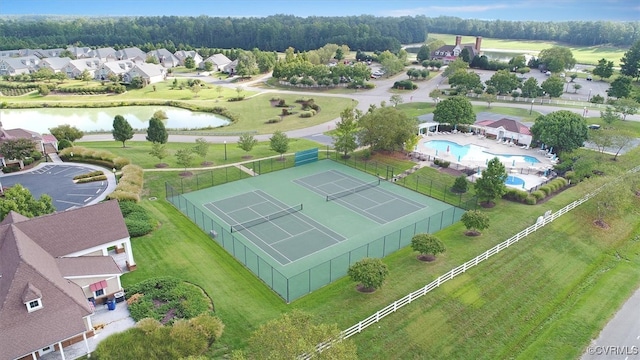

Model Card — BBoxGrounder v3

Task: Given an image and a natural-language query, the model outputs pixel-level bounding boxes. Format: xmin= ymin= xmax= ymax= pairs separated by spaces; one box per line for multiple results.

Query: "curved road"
xmin=79 ymin=71 xmax=640 ymax=144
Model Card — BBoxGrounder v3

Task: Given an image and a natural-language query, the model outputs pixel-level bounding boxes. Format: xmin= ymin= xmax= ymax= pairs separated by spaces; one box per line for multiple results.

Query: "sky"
xmin=2 ymin=0 xmax=639 ymax=21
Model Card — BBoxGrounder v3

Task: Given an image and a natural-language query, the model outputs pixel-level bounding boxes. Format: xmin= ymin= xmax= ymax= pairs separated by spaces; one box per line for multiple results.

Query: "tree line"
xmin=1 ymin=14 xmax=636 ymax=54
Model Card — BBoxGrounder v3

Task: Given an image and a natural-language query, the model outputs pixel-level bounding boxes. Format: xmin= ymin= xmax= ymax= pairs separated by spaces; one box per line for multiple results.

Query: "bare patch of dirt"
xmin=155 ymin=163 xmax=169 ymax=168
xmin=160 ymin=308 xmax=177 ymax=324
xmin=439 ymin=167 xmax=465 ymax=177
xmin=464 ymin=230 xmax=482 ymax=237
xmin=480 ymin=201 xmax=496 ymax=208
xmin=179 ymin=171 xmax=193 ymax=177
xmin=417 ymin=254 xmax=436 ymax=262
xmin=593 ymin=219 xmax=610 ymax=229
xmin=355 ymin=284 xmax=376 ymax=293
xmin=242 ymin=155 xmax=254 ymax=160
xmin=200 ymin=161 xmax=213 ymax=166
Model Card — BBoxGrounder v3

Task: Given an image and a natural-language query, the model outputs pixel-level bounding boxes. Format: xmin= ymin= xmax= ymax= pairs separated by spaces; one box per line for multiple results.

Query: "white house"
xmin=123 ymin=63 xmax=167 ymax=85
xmin=201 ymin=53 xmax=231 ymax=71
xmin=174 ymin=50 xmax=203 ymax=67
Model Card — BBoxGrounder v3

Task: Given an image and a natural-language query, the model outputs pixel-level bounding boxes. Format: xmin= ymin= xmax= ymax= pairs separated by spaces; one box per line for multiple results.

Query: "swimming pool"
xmin=424 ymin=140 xmax=540 ymax=164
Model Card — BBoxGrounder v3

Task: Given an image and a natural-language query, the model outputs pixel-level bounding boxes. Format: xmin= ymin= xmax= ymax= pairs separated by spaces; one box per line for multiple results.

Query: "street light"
xmin=112 ymin=168 xmax=117 ymax=184
xmin=587 ymin=89 xmax=592 ymax=102
xmin=583 ymin=107 xmax=587 ymax=118
xmin=224 ymin=140 xmax=227 ymax=161
xmin=529 ymin=100 xmax=534 ymax=115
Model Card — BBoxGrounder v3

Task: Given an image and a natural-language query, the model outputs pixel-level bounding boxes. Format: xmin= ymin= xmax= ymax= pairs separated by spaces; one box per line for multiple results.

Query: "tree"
xmin=448 ymin=69 xmax=482 ymax=93
xmin=530 ymin=110 xmax=589 ymax=153
xmin=609 ymin=129 xmax=636 ymax=160
xmin=620 ymin=39 xmax=640 ymax=80
xmin=215 ymin=85 xmax=223 ymax=99
xmin=538 ymin=46 xmax=576 ymax=72
xmin=520 ymin=77 xmax=540 ymax=98
xmin=49 ymin=124 xmax=84 ymax=142
xmin=80 ymin=69 xmax=92 ymax=83
xmin=540 ymin=75 xmax=565 ymax=98
xmin=203 ymin=61 xmax=213 ymax=72
xmin=334 ymin=47 xmax=344 ymax=61
xmin=246 ymin=311 xmax=357 ymax=360
xmin=411 ymin=233 xmax=445 ymax=261
xmin=347 ymin=257 xmax=389 ymax=291
xmin=389 ymin=94 xmax=403 ymax=107
xmin=485 ymin=70 xmax=519 ymax=95
xmin=0 ymin=138 xmax=35 ymax=161
xmin=601 ymin=106 xmax=621 ymax=125
xmin=112 ymin=115 xmax=134 ymax=148
xmin=607 ymin=76 xmax=633 ymax=99
xmin=149 ymin=142 xmax=169 ymax=164
xmin=426 ymin=39 xmax=446 ymax=56
xmin=416 ymin=44 xmax=430 ymax=62
xmin=429 ymin=89 xmax=440 ymax=106
xmin=612 ymin=98 xmax=639 ymax=120
xmin=443 ymin=59 xmax=469 ymax=77
xmin=184 ymin=56 xmax=196 ymax=69
xmin=193 ymin=138 xmax=210 ymax=164
xmin=235 ymin=51 xmax=258 ymax=78
xmin=459 ymin=48 xmax=471 ymax=63
xmin=190 ymin=83 xmax=202 ymax=98
xmin=175 ymin=148 xmax=194 ymax=171
xmin=332 ymin=107 xmax=359 ymax=158
xmin=269 ymin=130 xmax=289 ymax=160
xmin=357 ymin=106 xmax=417 ymax=152
xmin=592 ymin=58 xmax=614 ymax=80
xmin=460 ymin=210 xmax=490 ymax=236
xmin=508 ymin=55 xmax=527 ymax=70
xmin=433 ymin=96 xmax=476 ymax=129
xmin=0 ymin=184 xmax=55 ymax=221
xmin=474 ymin=157 xmax=507 ymax=206
xmin=146 ymin=117 xmax=168 ymax=144
xmin=237 ymin=133 xmax=258 ymax=158
xmin=452 ymin=175 xmax=469 ymax=193
xmin=573 ymin=83 xmax=582 ymax=93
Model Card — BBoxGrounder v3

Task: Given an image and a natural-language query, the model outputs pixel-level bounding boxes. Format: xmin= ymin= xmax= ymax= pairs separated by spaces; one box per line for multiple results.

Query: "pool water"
xmin=505 ymin=176 xmax=525 ymax=187
xmin=424 ymin=140 xmax=540 ymax=164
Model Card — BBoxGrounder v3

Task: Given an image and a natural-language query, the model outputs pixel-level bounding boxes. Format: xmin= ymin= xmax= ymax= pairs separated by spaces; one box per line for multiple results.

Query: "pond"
xmin=0 ymin=106 xmax=231 ymax=134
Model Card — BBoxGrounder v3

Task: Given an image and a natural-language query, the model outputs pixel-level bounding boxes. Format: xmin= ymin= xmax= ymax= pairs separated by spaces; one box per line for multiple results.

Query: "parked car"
xmin=586 ymin=75 xmax=593 ymax=81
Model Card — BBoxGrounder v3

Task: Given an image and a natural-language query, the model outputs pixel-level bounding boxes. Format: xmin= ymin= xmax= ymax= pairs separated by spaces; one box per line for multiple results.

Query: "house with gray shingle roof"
xmin=0 ymin=56 xmax=40 ymax=76
xmin=63 ymin=57 xmax=101 ymax=79
xmin=123 ymin=63 xmax=167 ymax=85
xmin=116 ymin=47 xmax=147 ymax=62
xmin=66 ymin=46 xmax=92 ymax=59
xmin=38 ymin=57 xmax=71 ymax=73
xmin=0 ymin=200 xmax=133 ymax=360
xmin=147 ymin=48 xmax=180 ymax=68
xmin=174 ymin=50 xmax=203 ymax=67
xmin=88 ymin=47 xmax=117 ymax=62
xmin=94 ymin=60 xmax=135 ymax=81
xmin=201 ymin=53 xmax=232 ymax=71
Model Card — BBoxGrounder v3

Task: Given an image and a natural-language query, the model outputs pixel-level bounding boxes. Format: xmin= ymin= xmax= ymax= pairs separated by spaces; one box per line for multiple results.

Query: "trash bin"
xmin=107 ymin=298 xmax=116 ymax=311
xmin=114 ymin=291 xmax=125 ymax=303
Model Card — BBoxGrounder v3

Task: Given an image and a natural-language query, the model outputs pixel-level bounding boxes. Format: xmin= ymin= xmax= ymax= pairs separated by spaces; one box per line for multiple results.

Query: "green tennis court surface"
xmin=205 ymin=190 xmax=345 ymax=265
xmin=293 ymin=169 xmax=426 ymax=224
xmin=170 ymin=159 xmax=465 ymax=302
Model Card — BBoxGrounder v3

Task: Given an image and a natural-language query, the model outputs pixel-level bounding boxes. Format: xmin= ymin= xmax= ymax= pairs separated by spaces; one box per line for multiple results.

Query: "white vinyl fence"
xmin=307 ymin=165 xmax=640 ymax=357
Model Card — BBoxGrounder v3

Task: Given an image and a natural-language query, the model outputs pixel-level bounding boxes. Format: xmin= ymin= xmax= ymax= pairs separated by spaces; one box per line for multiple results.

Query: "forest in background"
xmin=0 ymin=15 xmax=637 ymax=52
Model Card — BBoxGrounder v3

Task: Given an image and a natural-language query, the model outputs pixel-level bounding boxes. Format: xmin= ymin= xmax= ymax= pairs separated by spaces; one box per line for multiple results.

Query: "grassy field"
xmin=3 ymin=79 xmax=353 ymax=134
xmin=103 ymin=127 xmax=640 ymax=358
xmin=427 ymin=33 xmax=628 ymax=66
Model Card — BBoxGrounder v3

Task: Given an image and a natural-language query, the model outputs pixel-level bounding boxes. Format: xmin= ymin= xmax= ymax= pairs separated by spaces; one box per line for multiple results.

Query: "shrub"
xmin=525 ymin=195 xmax=537 ymax=205
xmin=531 ymin=190 xmax=546 ymax=201
xmin=23 ymin=157 xmax=34 ymax=165
xmin=299 ymin=110 xmax=316 ymax=118
xmin=539 ymin=186 xmax=552 ymax=196
xmin=119 ymin=200 xmax=155 ymax=237
xmin=76 ymin=175 xmax=107 ymax=183
xmin=392 ymin=80 xmax=417 ymax=90
xmin=451 ymin=175 xmax=468 ymax=193
xmin=266 ymin=117 xmax=282 ymax=124
xmin=74 ymin=171 xmax=105 ymax=180
xmin=30 ymin=151 xmax=42 ymax=160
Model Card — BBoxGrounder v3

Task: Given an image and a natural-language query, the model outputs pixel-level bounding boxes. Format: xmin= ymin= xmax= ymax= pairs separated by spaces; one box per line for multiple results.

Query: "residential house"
xmin=174 ymin=50 xmax=203 ymax=67
xmin=88 ymin=47 xmax=117 ymax=62
xmin=123 ymin=63 xmax=167 ymax=85
xmin=116 ymin=47 xmax=147 ymax=62
xmin=63 ymin=57 xmax=101 ymax=79
xmin=32 ymin=48 xmax=65 ymax=59
xmin=222 ymin=59 xmax=238 ymax=75
xmin=38 ymin=57 xmax=71 ymax=73
xmin=94 ymin=60 xmax=135 ymax=81
xmin=66 ymin=46 xmax=93 ymax=59
xmin=0 ymin=56 xmax=40 ymax=76
xmin=147 ymin=49 xmax=180 ymax=68
xmin=0 ymin=122 xmax=58 ymax=167
xmin=201 ymin=53 xmax=231 ymax=71
xmin=0 ymin=200 xmax=134 ymax=360
xmin=473 ymin=118 xmax=533 ymax=146
xmin=431 ymin=35 xmax=483 ymax=64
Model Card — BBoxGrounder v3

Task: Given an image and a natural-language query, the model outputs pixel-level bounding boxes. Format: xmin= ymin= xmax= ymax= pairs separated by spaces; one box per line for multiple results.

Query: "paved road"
xmin=581 ymin=286 xmax=640 ymax=360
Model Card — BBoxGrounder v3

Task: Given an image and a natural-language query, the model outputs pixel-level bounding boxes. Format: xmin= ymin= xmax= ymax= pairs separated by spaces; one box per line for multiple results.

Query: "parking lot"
xmin=0 ymin=163 xmax=116 ymax=211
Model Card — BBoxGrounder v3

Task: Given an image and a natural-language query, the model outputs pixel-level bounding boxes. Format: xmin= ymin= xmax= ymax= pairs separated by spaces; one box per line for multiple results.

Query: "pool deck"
xmin=417 ymin=132 xmax=557 ymax=191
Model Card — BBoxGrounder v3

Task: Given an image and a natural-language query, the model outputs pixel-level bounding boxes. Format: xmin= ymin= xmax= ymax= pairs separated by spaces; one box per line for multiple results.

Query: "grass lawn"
xmin=428 ymin=33 xmax=628 ymax=66
xmin=396 ymin=102 xmax=539 ymax=122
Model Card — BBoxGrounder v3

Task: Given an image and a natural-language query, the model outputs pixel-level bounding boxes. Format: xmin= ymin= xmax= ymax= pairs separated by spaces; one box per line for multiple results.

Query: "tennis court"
xmin=293 ymin=169 xmax=426 ymax=224
xmin=204 ymin=190 xmax=344 ymax=265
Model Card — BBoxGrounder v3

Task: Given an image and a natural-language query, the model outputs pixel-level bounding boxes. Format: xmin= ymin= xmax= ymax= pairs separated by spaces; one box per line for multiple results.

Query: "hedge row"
xmin=59 ymin=146 xmax=130 ymax=169
xmin=107 ymin=164 xmax=144 ymax=202
xmin=73 ymin=170 xmax=105 ymax=180
xmin=503 ymin=177 xmax=569 ymax=205
xmin=76 ymin=175 xmax=107 ymax=183
xmin=119 ymin=200 xmax=155 ymax=237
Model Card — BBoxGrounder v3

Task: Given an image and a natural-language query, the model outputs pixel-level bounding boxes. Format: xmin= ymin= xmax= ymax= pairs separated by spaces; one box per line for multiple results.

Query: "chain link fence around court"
xmin=165 ymin=184 xmax=466 ymax=302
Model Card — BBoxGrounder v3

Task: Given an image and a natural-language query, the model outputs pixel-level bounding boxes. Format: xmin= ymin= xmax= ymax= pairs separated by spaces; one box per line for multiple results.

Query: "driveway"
xmin=0 ymin=162 xmax=116 ymax=211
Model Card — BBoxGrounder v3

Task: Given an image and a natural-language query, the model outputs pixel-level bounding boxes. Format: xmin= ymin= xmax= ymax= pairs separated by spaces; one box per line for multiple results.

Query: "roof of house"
xmin=0 ymin=56 xmax=39 ymax=70
xmin=2 ymin=128 xmax=43 ymax=141
xmin=68 ymin=57 xmax=101 ymax=71
xmin=475 ymin=118 xmax=532 ymax=135
xmin=117 ymin=47 xmax=147 ymax=61
xmin=130 ymin=63 xmax=165 ymax=78
xmin=40 ymin=56 xmax=71 ymax=70
xmin=0 ymin=200 xmax=127 ymax=359
xmin=100 ymin=60 xmax=135 ymax=74
xmin=9 ymin=200 xmax=129 ymax=257
xmin=89 ymin=47 xmax=117 ymax=59
xmin=204 ymin=53 xmax=232 ymax=66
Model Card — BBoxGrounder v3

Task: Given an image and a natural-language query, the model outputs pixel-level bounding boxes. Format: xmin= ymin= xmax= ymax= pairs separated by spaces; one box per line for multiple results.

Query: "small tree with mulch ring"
xmin=411 ymin=233 xmax=445 ymax=262
xmin=460 ymin=210 xmax=490 ymax=236
xmin=348 ymin=258 xmax=389 ymax=293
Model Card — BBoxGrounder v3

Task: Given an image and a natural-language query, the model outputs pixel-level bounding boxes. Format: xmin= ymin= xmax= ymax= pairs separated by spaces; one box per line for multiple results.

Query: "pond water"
xmin=0 ymin=106 xmax=231 ymax=133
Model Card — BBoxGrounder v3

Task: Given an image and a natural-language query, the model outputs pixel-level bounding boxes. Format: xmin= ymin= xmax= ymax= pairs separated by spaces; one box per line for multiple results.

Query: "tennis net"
xmin=326 ymin=179 xmax=381 ymax=201
xmin=230 ymin=204 xmax=303 ymax=232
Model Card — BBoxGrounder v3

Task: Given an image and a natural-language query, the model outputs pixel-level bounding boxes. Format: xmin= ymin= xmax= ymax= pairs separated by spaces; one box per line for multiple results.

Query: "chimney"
xmin=455 ymin=35 xmax=462 ymax=46
xmin=475 ymin=36 xmax=483 ymax=52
